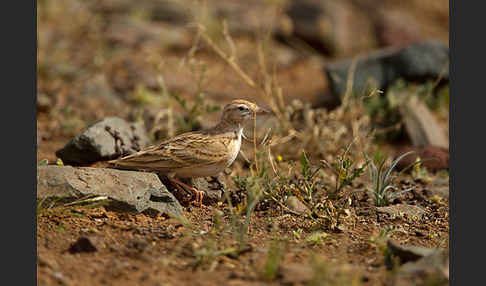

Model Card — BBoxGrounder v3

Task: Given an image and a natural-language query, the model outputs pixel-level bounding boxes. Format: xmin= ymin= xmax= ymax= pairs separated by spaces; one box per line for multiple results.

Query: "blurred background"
xmin=37 ymin=0 xmax=449 ymax=168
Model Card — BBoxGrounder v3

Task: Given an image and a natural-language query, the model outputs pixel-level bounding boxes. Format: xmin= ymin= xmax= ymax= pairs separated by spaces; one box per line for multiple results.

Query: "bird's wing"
xmin=109 ymin=132 xmax=230 ymax=170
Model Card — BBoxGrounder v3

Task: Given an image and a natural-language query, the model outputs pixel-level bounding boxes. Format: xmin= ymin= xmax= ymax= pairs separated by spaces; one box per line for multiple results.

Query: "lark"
xmin=108 ymin=99 xmax=270 ymax=206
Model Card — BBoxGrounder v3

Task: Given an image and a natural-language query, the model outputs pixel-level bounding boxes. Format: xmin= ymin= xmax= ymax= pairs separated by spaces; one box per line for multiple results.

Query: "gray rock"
xmin=324 ymin=40 xmax=449 ymax=98
xmin=37 ymin=165 xmax=183 ymax=217
xmin=387 ymin=240 xmax=449 ymax=284
xmin=285 ymin=196 xmax=309 ymax=215
xmin=191 ymin=173 xmax=227 ymax=205
xmin=400 ymin=96 xmax=449 ymax=149
xmin=55 ymin=117 xmax=151 ymax=165
xmin=376 ymin=204 xmax=425 ymax=219
xmin=387 ymin=239 xmax=437 ymax=264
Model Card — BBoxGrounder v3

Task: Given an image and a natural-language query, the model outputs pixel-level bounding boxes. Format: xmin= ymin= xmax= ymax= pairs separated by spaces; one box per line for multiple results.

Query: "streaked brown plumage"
xmin=108 ymin=99 xmax=270 ymax=205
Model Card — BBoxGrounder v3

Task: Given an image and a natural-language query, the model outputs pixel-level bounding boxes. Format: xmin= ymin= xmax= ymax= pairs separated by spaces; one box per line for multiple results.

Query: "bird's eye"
xmin=238 ymin=106 xmax=246 ymax=111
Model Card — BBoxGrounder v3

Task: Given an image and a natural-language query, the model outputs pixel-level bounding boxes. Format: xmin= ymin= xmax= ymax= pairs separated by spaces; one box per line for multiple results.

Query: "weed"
xmin=369 ymin=225 xmax=405 ymax=269
xmin=365 ymin=151 xmax=417 ymax=206
xmin=261 ymin=237 xmax=284 ymax=282
xmin=305 ymin=231 xmax=329 ymax=244
xmin=227 ymin=172 xmax=265 ymax=250
xmin=292 ymin=228 xmax=303 ymax=240
xmin=321 ymin=139 xmax=369 ymax=196
xmin=166 ymin=79 xmax=221 ymax=134
xmin=298 ymin=150 xmax=322 ymax=205
xmin=411 ymin=156 xmax=433 ymax=183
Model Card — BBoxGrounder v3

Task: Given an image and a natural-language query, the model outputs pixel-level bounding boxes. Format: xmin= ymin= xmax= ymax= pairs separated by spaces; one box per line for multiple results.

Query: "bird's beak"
xmin=255 ymin=106 xmax=274 ymax=116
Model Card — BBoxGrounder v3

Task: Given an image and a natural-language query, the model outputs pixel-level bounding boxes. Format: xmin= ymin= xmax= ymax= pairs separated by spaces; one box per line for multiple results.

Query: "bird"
xmin=107 ymin=99 xmax=271 ymax=206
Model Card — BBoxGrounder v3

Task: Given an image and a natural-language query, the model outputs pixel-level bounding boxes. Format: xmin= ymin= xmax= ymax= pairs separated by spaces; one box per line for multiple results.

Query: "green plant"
xmin=321 ymin=140 xmax=369 ymax=196
xmin=369 ymin=225 xmax=405 ymax=269
xmin=365 ymin=151 xmax=417 ymax=206
xmin=305 ymin=231 xmax=329 ymax=244
xmin=261 ymin=237 xmax=284 ymax=282
xmin=227 ymin=172 xmax=265 ymax=251
xmin=298 ymin=150 xmax=322 ymax=204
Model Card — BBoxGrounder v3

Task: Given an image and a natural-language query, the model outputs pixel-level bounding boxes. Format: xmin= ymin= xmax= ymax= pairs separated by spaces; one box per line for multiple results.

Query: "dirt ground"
xmin=37 ymin=1 xmax=449 ymax=285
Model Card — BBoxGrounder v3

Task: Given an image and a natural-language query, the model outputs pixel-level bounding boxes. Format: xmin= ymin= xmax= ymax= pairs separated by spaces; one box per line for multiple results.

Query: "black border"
xmin=2 ymin=0 xmax=36 ymax=284
xmin=450 ymin=0 xmax=484 ymax=285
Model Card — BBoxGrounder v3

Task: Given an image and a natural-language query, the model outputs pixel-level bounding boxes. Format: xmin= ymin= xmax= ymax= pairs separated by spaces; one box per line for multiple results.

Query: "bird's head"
xmin=220 ymin=99 xmax=271 ymax=126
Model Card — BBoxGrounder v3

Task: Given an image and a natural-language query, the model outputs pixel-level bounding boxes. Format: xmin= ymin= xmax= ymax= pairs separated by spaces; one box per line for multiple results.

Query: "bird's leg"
xmin=169 ymin=177 xmax=204 ymax=206
xmin=168 ymin=177 xmax=192 ymax=200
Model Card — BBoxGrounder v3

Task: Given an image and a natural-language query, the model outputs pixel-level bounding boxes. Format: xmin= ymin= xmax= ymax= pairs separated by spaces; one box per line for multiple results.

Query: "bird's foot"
xmin=169 ymin=177 xmax=204 ymax=207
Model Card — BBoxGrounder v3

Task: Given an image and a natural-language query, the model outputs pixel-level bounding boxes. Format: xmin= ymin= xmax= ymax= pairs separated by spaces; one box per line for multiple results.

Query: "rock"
xmin=37 ymin=165 xmax=183 ymax=217
xmin=279 ymin=0 xmax=376 ymax=57
xmin=399 ymin=250 xmax=449 ymax=282
xmin=68 ymin=237 xmax=99 ymax=254
xmin=191 ymin=173 xmax=227 ymax=205
xmin=324 ymin=40 xmax=449 ymax=98
xmin=285 ymin=196 xmax=309 ymax=215
xmin=400 ymin=96 xmax=449 ymax=149
xmin=395 ymin=145 xmax=449 ymax=172
xmin=376 ymin=204 xmax=425 ymax=219
xmin=387 ymin=240 xmax=449 ymax=285
xmin=387 ymin=239 xmax=437 ymax=264
xmin=55 ymin=117 xmax=151 ymax=165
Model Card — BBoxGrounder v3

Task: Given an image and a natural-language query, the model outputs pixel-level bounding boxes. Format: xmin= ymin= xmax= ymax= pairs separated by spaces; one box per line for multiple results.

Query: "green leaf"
xmin=305 ymin=231 xmax=329 ymax=244
xmin=300 ymin=150 xmax=310 ymax=178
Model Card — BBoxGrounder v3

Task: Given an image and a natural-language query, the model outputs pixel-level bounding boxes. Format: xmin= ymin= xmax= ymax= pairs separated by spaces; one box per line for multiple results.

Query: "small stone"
xmin=285 ymin=196 xmax=309 ymax=215
xmin=68 ymin=237 xmax=98 ymax=254
xmin=376 ymin=204 xmax=425 ymax=219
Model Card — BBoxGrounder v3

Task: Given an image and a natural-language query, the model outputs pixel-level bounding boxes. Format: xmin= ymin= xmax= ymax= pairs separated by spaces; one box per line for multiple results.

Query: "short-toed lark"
xmin=108 ymin=99 xmax=270 ymax=206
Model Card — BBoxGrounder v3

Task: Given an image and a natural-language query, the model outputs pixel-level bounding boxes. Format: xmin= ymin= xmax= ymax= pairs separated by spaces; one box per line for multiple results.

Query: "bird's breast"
xmin=225 ymin=129 xmax=242 ymax=167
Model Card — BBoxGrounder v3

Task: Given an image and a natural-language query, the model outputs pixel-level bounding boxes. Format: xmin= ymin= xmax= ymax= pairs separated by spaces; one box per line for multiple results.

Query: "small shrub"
xmin=321 ymin=140 xmax=369 ymax=196
xmin=365 ymin=151 xmax=417 ymax=206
